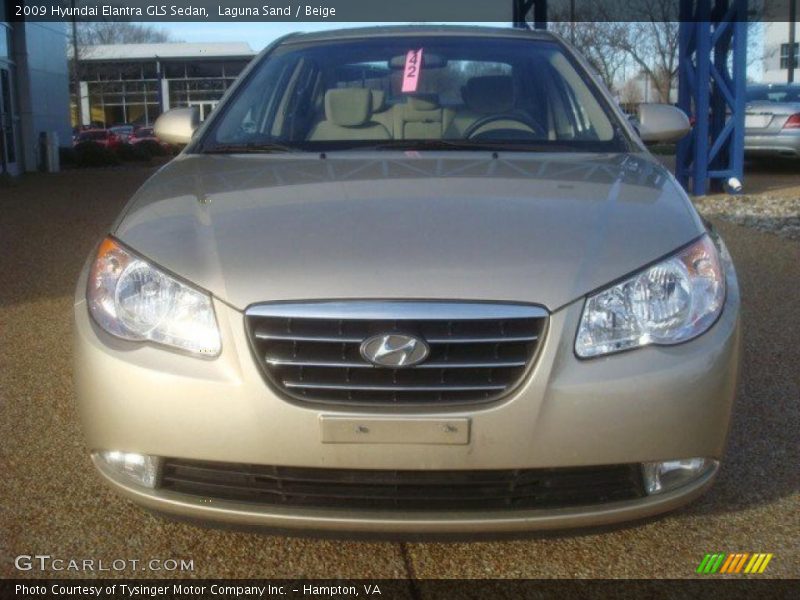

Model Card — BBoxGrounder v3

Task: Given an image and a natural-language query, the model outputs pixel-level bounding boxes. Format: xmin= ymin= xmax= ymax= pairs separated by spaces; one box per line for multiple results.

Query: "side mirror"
xmin=637 ymin=104 xmax=691 ymax=144
xmin=154 ymin=107 xmax=200 ymax=146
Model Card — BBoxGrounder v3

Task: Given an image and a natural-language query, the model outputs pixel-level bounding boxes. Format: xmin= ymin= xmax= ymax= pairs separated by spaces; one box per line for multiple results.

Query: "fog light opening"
xmin=642 ymin=458 xmax=717 ymax=495
xmin=96 ymin=451 xmax=161 ymax=489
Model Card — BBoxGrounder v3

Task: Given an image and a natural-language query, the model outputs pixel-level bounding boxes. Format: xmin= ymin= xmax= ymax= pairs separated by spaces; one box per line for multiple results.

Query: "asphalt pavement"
xmin=1 ymin=164 xmax=797 ymax=580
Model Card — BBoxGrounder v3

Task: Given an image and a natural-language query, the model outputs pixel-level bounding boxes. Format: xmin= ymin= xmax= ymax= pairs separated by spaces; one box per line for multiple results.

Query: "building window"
xmin=86 ymin=79 xmax=161 ymax=126
xmin=163 ymin=62 xmax=186 ymax=78
xmin=0 ymin=23 xmax=11 ymax=61
xmin=187 ymin=62 xmax=223 ymax=78
xmin=221 ymin=61 xmax=245 ymax=78
xmin=76 ymin=56 xmax=251 ymax=126
xmin=780 ymin=42 xmax=799 ymax=69
xmin=169 ymin=78 xmax=229 ymax=103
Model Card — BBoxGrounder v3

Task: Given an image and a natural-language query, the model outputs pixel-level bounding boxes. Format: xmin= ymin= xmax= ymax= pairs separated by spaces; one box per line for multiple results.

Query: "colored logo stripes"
xmin=697 ymin=553 xmax=773 ymax=574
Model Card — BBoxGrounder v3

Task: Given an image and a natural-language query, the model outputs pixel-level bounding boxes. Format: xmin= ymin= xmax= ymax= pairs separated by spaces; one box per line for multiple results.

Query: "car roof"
xmin=283 ymin=24 xmax=558 ymax=46
xmin=748 ymin=83 xmax=800 ymax=89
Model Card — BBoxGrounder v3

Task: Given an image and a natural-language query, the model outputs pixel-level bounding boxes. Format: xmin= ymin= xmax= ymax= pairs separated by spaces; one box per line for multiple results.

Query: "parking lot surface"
xmin=1 ymin=165 xmax=798 ymax=579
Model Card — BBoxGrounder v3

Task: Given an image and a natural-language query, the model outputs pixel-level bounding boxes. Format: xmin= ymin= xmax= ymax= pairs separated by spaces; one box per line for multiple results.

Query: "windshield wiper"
xmin=201 ymin=142 xmax=300 ymax=154
xmin=359 ymin=140 xmax=488 ymax=151
xmin=356 ymin=139 xmax=551 ymax=152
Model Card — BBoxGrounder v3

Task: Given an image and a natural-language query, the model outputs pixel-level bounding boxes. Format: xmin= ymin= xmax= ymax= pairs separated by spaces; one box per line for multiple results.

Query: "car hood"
xmin=114 ymin=152 xmax=704 ymax=312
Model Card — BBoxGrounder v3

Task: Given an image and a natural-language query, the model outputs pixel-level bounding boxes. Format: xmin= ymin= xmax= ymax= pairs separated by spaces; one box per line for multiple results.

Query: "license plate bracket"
xmin=320 ymin=416 xmax=470 ymax=445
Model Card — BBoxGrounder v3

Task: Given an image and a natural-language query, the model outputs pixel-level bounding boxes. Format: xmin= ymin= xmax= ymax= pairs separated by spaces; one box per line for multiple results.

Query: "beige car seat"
xmin=446 ymin=75 xmax=535 ymax=138
xmin=370 ymin=90 xmax=394 ymax=137
xmin=392 ymin=94 xmax=454 ymax=140
xmin=308 ymin=89 xmax=391 ymax=141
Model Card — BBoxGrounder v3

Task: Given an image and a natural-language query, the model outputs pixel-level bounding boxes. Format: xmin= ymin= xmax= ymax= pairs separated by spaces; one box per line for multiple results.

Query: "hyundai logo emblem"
xmin=360 ymin=333 xmax=430 ymax=368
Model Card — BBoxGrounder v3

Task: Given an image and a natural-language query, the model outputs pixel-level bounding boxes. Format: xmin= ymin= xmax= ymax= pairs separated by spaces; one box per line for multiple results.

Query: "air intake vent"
xmin=160 ymin=459 xmax=646 ymax=511
xmin=245 ymin=301 xmax=547 ymax=406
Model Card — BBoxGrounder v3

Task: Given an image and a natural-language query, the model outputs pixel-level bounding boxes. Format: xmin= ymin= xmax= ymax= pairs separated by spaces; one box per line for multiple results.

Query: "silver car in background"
xmin=744 ymin=84 xmax=800 ymax=158
xmin=74 ymin=26 xmax=740 ymax=536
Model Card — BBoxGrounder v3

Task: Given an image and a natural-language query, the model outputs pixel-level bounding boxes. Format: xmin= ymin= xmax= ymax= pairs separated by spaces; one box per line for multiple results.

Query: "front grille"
xmin=245 ymin=301 xmax=547 ymax=406
xmin=160 ymin=459 xmax=646 ymax=511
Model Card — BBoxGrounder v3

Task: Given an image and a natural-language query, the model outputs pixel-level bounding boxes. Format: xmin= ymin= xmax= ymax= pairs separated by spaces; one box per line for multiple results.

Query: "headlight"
xmin=576 ymin=235 xmax=725 ymax=358
xmin=87 ymin=237 xmax=221 ymax=356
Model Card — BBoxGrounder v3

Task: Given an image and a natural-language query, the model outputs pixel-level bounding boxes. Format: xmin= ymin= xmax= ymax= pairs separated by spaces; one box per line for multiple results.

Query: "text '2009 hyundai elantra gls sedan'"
xmin=74 ymin=26 xmax=740 ymax=535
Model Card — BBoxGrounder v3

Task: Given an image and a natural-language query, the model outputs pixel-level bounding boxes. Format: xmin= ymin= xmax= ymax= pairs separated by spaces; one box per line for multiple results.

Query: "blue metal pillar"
xmin=676 ymin=0 xmax=748 ymax=196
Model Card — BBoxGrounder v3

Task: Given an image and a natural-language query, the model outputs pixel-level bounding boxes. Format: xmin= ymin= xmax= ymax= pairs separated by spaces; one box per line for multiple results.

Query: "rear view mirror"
xmin=637 ymin=104 xmax=691 ymax=144
xmin=154 ymin=107 xmax=200 ymax=146
xmin=388 ymin=53 xmax=446 ymax=69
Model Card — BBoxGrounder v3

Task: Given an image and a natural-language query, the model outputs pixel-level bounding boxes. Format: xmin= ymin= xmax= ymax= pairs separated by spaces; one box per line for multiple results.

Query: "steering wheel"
xmin=463 ymin=114 xmax=544 ymax=140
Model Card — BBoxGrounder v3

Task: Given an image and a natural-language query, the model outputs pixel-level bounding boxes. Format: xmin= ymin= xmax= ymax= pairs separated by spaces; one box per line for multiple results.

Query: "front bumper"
xmin=93 ymin=454 xmax=719 ymax=535
xmin=73 ymin=255 xmax=741 ymax=534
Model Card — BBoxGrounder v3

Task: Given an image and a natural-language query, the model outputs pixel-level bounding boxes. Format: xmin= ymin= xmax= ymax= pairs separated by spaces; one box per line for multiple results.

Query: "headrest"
xmin=371 ymin=89 xmax=386 ymax=112
xmin=407 ymin=94 xmax=440 ymax=111
xmin=325 ymin=88 xmax=372 ymax=127
xmin=463 ymin=76 xmax=515 ymax=114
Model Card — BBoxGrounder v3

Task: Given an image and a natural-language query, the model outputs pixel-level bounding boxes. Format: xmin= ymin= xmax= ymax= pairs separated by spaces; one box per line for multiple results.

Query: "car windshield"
xmin=746 ymin=86 xmax=800 ymax=103
xmin=199 ymin=35 xmax=630 ymax=153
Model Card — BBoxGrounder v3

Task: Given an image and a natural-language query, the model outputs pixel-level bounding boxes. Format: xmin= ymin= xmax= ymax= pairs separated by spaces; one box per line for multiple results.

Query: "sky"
xmin=152 ymin=22 xmax=420 ymax=51
xmin=149 ymin=21 xmax=766 ymax=81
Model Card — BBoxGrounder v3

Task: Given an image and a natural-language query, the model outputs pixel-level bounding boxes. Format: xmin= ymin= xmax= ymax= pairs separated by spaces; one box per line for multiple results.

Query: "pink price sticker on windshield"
xmin=401 ymin=49 xmax=423 ymax=93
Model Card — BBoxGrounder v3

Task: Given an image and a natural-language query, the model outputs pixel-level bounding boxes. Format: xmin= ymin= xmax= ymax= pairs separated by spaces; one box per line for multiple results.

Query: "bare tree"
xmin=544 ymin=0 xmax=678 ymax=101
xmin=548 ymin=20 xmax=628 ymax=92
xmin=75 ymin=22 xmax=173 ymax=48
xmin=70 ymin=22 xmax=176 ymax=62
xmin=619 ymin=78 xmax=644 ymax=105
xmin=546 ymin=3 xmax=677 ymax=100
xmin=600 ymin=1 xmax=758 ymax=104
xmin=549 ymin=1 xmax=761 ymax=105
xmin=602 ymin=13 xmax=681 ymax=103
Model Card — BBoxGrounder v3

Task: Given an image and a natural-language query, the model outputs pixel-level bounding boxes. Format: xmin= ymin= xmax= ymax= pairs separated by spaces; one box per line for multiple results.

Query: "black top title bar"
xmin=5 ymin=0 xmax=795 ymax=22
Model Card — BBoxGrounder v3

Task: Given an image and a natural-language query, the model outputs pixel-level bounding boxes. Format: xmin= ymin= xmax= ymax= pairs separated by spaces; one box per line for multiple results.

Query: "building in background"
xmin=762 ymin=21 xmax=799 ymax=83
xmin=74 ymin=43 xmax=255 ymax=128
xmin=1 ymin=1 xmax=71 ymax=175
